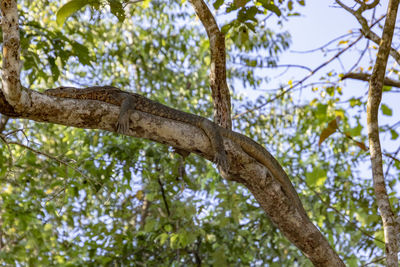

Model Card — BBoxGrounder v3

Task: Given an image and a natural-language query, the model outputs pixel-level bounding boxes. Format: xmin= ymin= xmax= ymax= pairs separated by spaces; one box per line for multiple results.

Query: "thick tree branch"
xmin=0 ymin=0 xmax=345 ymax=264
xmin=342 ymin=72 xmax=400 ymax=88
xmin=189 ymin=0 xmax=232 ymax=129
xmin=0 ymin=0 xmax=26 ymax=110
xmin=366 ymin=0 xmax=399 ymax=265
xmin=0 ymin=88 xmax=344 ymax=266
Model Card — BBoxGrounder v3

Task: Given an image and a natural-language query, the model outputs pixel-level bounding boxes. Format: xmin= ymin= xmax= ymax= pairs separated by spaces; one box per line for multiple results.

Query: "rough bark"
xmin=0 ymin=89 xmax=344 ymax=266
xmin=189 ymin=0 xmax=232 ymax=130
xmin=0 ymin=0 xmax=345 ymax=265
xmin=1 ymin=0 xmax=23 ymax=110
xmin=342 ymin=72 xmax=400 ymax=88
xmin=365 ymin=0 xmax=400 ymax=265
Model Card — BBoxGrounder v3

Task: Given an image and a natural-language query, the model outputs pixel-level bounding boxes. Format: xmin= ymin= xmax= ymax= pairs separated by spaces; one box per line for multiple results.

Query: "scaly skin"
xmin=45 ymin=86 xmax=305 ymax=214
xmin=45 ymin=86 xmax=228 ymax=171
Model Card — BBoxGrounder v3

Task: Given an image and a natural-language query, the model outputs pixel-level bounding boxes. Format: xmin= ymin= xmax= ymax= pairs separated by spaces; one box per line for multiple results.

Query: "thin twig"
xmin=234 ymin=62 xmax=313 ymax=72
xmin=384 ymin=145 xmax=400 ymax=178
xmin=361 ymin=256 xmax=385 ymax=266
xmin=234 ymin=35 xmax=363 ymax=119
xmin=298 ymin=175 xmax=385 ymax=244
xmin=341 ymin=72 xmax=400 ymax=88
xmin=0 ymin=134 xmax=14 ymax=167
xmin=348 ymin=37 xmax=370 ymax=73
xmin=158 ymin=177 xmax=170 ymax=217
xmin=6 ymin=140 xmax=93 ymax=182
xmin=290 ymin=33 xmax=356 ymax=54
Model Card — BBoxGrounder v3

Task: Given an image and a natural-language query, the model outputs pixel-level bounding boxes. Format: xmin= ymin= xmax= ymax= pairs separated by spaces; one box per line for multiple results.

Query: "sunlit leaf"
xmin=56 ymin=0 xmax=88 ymax=26
xmin=109 ymin=0 xmax=125 ymax=21
xmin=318 ymin=117 xmax=341 ymax=146
xmin=306 ymin=167 xmax=327 ymax=187
xmin=213 ymin=0 xmax=224 ymax=10
xmin=390 ymin=129 xmax=399 ymax=140
xmin=381 ymin=104 xmax=392 ymax=116
xmin=258 ymin=0 xmax=282 ymax=16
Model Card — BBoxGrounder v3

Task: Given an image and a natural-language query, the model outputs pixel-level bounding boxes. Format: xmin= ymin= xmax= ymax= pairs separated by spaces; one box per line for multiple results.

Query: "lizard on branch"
xmin=44 ymin=86 xmax=306 ymax=215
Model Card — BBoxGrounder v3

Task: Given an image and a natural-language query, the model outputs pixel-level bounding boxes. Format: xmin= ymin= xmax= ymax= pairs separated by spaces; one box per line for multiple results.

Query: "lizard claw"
xmin=214 ymin=151 xmax=229 ymax=172
xmin=116 ymin=114 xmax=130 ymax=134
xmin=116 ymin=96 xmax=135 ymax=135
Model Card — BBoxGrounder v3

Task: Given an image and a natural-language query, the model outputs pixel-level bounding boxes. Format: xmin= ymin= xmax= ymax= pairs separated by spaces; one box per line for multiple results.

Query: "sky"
xmin=276 ymin=0 xmax=398 ymax=119
xmin=264 ymin=0 xmax=400 ymax=190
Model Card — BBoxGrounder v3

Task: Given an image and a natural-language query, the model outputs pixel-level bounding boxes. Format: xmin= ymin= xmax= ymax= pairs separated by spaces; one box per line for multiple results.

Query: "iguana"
xmin=45 ymin=86 xmax=306 ymax=214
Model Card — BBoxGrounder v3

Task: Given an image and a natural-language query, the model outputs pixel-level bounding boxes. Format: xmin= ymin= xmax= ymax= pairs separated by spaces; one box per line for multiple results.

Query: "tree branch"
xmin=189 ymin=0 xmax=232 ymax=129
xmin=366 ymin=0 xmax=399 ymax=265
xmin=335 ymin=0 xmax=400 ymax=64
xmin=0 ymin=87 xmax=344 ymax=265
xmin=342 ymin=72 xmax=400 ymax=88
xmin=234 ymin=35 xmax=363 ymax=119
xmin=157 ymin=177 xmax=170 ymax=217
xmin=0 ymin=0 xmax=26 ymax=110
xmin=0 ymin=0 xmax=345 ymax=264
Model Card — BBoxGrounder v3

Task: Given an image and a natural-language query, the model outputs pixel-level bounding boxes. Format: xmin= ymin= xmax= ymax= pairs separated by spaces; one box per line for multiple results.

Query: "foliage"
xmin=0 ymin=0 xmax=398 ymax=266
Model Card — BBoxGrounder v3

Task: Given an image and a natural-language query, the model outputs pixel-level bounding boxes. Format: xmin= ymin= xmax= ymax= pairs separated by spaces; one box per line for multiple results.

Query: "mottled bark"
xmin=365 ymin=0 xmax=400 ymax=265
xmin=0 ymin=89 xmax=344 ymax=266
xmin=342 ymin=72 xmax=400 ymax=88
xmin=189 ymin=0 xmax=232 ymax=130
xmin=0 ymin=0 xmax=345 ymax=265
xmin=1 ymin=0 xmax=22 ymax=109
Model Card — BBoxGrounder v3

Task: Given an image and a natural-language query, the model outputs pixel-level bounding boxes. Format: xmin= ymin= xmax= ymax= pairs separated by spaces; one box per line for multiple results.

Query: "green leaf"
xmin=381 ymin=104 xmax=392 ymax=116
xmin=212 ymin=247 xmax=227 ymax=266
xmin=164 ymin=224 xmax=173 ymax=232
xmin=71 ymin=41 xmax=92 ymax=66
xmin=318 ymin=117 xmax=340 ymax=146
xmin=349 ymin=97 xmax=362 ymax=107
xmin=158 ymin=233 xmax=169 ymax=245
xmin=144 ymin=220 xmax=156 ymax=232
xmin=213 ymin=0 xmax=224 ymax=10
xmin=238 ymin=6 xmax=260 ymax=23
xmin=383 ymin=85 xmax=392 ymax=92
xmin=347 ymin=256 xmax=359 ymax=267
xmin=109 ymin=0 xmax=125 ymax=22
xmin=48 ymin=56 xmax=60 ymax=81
xmin=390 ymin=129 xmax=399 ymax=140
xmin=141 ymin=0 xmax=151 ymax=8
xmin=306 ymin=167 xmax=327 ymax=187
xmin=287 ymin=0 xmax=293 ymax=10
xmin=179 ymin=232 xmax=189 ymax=247
xmin=247 ymin=59 xmax=257 ymax=67
xmin=244 ymin=22 xmax=256 ymax=32
xmin=56 ymin=0 xmax=88 ymax=26
xmin=221 ymin=24 xmax=231 ymax=34
xmin=258 ymin=1 xmax=282 ymax=16
xmin=348 ymin=123 xmax=362 ymax=136
xmin=239 ymin=26 xmax=249 ymax=44
xmin=170 ymin=233 xmax=179 ymax=248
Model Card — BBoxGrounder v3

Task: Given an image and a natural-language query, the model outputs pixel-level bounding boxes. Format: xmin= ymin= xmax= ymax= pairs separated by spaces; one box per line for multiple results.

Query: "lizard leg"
xmin=199 ymin=120 xmax=229 ymax=171
xmin=116 ymin=95 xmax=136 ymax=134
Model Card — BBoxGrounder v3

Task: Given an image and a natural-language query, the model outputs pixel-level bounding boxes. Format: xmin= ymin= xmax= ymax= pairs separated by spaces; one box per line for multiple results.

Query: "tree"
xmin=0 ymin=0 xmax=399 ymax=266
